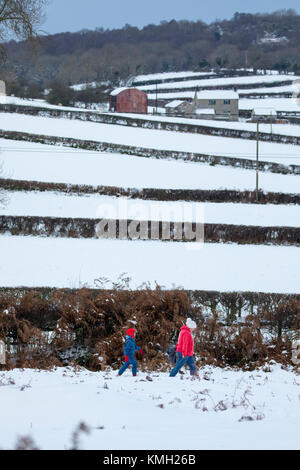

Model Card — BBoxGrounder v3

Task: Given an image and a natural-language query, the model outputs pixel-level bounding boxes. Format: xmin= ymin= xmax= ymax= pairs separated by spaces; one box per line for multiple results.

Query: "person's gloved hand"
xmin=139 ymin=349 xmax=144 ymax=355
xmin=125 ymin=355 xmax=129 ymax=362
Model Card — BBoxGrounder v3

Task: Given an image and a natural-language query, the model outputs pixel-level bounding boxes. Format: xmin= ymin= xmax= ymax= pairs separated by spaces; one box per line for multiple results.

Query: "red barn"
xmin=109 ymin=88 xmax=148 ymax=114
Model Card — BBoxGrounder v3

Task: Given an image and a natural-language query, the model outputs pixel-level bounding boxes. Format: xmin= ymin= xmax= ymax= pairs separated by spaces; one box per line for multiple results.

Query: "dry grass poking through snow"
xmin=0 ymin=364 xmax=299 ymax=450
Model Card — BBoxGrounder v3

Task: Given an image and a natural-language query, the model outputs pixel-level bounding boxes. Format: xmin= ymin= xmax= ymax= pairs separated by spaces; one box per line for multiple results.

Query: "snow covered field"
xmin=137 ymin=74 xmax=298 ymax=92
xmin=1 ymin=114 xmax=300 ymax=167
xmin=3 ymin=95 xmax=94 ymax=112
xmin=3 ymin=96 xmax=300 ymax=136
xmin=133 ymin=70 xmax=217 ymax=82
xmin=113 ymin=111 xmax=300 ymax=138
xmin=2 ymin=191 xmax=300 ymax=227
xmin=1 ymin=68 xmax=300 ymax=455
xmin=240 ymin=98 xmax=300 ymax=113
xmin=147 ymin=93 xmax=300 ymax=114
xmin=0 ymin=364 xmax=299 ymax=450
xmin=240 ymin=84 xmax=295 ymax=95
xmin=0 ymin=235 xmax=299 ymax=292
xmin=1 ymin=139 xmax=299 ymax=193
xmin=133 ymin=69 xmax=287 ymax=84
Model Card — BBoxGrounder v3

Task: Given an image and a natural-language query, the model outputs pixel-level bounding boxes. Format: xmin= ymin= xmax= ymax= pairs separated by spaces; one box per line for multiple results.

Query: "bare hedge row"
xmin=132 ymin=70 xmax=259 ymax=86
xmin=1 ymin=286 xmax=298 ymax=327
xmin=139 ymin=78 xmax=295 ymax=94
xmin=1 ymin=103 xmax=300 ymax=147
xmin=0 ymin=129 xmax=298 ymax=175
xmin=1 ymin=215 xmax=299 ymax=246
xmin=1 ymin=178 xmax=300 ymax=204
xmin=0 ymin=287 xmax=299 ymax=370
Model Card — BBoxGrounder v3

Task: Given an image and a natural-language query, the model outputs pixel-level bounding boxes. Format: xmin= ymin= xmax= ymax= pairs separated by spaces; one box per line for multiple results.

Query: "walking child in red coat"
xmin=170 ymin=318 xmax=197 ymax=377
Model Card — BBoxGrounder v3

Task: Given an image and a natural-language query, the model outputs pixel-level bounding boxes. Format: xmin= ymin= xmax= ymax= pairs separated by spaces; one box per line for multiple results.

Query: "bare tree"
xmin=0 ymin=0 xmax=49 ymax=43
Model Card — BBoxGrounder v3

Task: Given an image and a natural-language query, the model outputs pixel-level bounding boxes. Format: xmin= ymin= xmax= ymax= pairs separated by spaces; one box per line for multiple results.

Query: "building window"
xmin=224 ymin=100 xmax=231 ymax=104
xmin=208 ymin=100 xmax=216 ymax=105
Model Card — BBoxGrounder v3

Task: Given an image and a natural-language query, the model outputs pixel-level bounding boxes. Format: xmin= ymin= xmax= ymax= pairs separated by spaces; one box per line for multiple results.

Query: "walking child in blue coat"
xmin=118 ymin=328 xmax=144 ymax=376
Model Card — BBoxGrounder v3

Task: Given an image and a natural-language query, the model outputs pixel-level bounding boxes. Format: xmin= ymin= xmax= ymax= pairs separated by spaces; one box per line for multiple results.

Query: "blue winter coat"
xmin=124 ymin=335 xmax=141 ymax=359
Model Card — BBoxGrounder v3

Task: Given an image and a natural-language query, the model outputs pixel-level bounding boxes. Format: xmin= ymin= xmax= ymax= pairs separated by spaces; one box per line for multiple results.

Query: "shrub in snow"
xmin=0 ymin=286 xmax=298 ymax=371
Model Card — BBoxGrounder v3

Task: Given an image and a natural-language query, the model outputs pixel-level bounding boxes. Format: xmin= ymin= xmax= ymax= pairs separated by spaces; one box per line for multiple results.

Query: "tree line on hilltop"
xmin=1 ymin=9 xmax=300 ymax=103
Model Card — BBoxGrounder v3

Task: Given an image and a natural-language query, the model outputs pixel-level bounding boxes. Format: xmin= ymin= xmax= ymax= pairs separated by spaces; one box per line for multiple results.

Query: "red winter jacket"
xmin=176 ymin=325 xmax=194 ymax=357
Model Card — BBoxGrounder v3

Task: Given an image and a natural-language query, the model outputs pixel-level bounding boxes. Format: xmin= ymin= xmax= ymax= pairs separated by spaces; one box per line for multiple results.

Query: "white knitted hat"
xmin=186 ymin=318 xmax=197 ymax=329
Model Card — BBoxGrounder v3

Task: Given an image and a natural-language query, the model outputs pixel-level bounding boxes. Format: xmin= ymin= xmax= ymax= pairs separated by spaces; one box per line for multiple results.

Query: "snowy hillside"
xmin=1 ymin=113 xmax=300 ymax=166
xmin=1 ymin=0 xmax=300 ymax=451
xmin=2 ymin=191 xmax=300 ymax=227
xmin=0 ymin=139 xmax=299 ymax=192
xmin=0 ymin=70 xmax=299 ymax=295
xmin=137 ymin=74 xmax=298 ymax=92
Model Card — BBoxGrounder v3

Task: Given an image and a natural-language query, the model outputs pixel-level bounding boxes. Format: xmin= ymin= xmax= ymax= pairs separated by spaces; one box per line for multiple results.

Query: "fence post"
xmin=0 ymin=340 xmax=6 ymax=365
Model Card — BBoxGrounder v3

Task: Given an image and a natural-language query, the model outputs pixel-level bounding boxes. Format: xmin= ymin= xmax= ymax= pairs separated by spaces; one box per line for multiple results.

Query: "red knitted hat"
xmin=126 ymin=328 xmax=136 ymax=337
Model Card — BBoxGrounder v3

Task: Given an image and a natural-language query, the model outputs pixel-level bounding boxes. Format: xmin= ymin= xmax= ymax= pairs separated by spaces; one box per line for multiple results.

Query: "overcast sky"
xmin=43 ymin=0 xmax=299 ymax=34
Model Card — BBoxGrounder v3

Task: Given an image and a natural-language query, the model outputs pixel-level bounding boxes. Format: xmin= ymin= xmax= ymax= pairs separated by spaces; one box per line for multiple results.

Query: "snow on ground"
xmin=1 ymin=140 xmax=300 ymax=195
xmin=136 ymin=74 xmax=298 ymax=92
xmin=2 ymin=191 xmax=300 ymax=227
xmin=0 ymin=364 xmax=299 ymax=450
xmin=1 ymin=139 xmax=299 ymax=193
xmin=3 ymin=95 xmax=95 ymax=112
xmin=0 ymin=235 xmax=299 ymax=292
xmin=70 ymin=81 xmax=110 ymax=91
xmin=3 ymin=95 xmax=300 ymax=136
xmin=135 ymin=70 xmax=286 ymax=83
xmin=133 ymin=70 xmax=217 ymax=83
xmin=240 ymin=98 xmax=300 ymax=113
xmin=4 ymin=94 xmax=300 ymax=136
xmin=113 ymin=112 xmax=300 ymax=138
xmin=147 ymin=93 xmax=300 ymax=114
xmin=240 ymin=84 xmax=295 ymax=95
xmin=1 ymin=113 xmax=300 ymax=166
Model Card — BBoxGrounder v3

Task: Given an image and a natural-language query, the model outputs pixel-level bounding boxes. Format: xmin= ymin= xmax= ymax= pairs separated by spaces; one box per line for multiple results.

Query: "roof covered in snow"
xmin=110 ymin=87 xmax=128 ymax=96
xmin=110 ymin=87 xmax=147 ymax=96
xmin=165 ymin=100 xmax=186 ymax=108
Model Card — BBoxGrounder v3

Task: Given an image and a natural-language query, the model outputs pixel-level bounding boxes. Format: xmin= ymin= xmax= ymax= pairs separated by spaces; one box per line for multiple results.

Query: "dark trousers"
xmin=170 ymin=352 xmax=196 ymax=377
xmin=118 ymin=357 xmax=138 ymax=376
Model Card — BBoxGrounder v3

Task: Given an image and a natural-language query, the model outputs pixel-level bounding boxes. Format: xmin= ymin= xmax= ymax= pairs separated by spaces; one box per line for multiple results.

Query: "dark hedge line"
xmin=0 ymin=215 xmax=299 ymax=246
xmin=1 ymin=103 xmax=300 ymax=147
xmin=0 ymin=287 xmax=298 ymax=370
xmin=238 ymin=109 xmax=300 ymax=120
xmin=1 ymin=286 xmax=298 ymax=325
xmin=238 ymin=92 xmax=292 ymax=98
xmin=0 ymin=129 xmax=299 ymax=176
xmin=1 ymin=178 xmax=300 ymax=204
xmin=131 ymin=70 xmax=261 ymax=87
xmin=132 ymin=72 xmax=220 ymax=86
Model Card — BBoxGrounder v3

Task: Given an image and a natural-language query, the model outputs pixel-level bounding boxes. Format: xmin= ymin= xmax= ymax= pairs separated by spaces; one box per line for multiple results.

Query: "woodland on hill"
xmin=1 ymin=9 xmax=300 ymax=99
